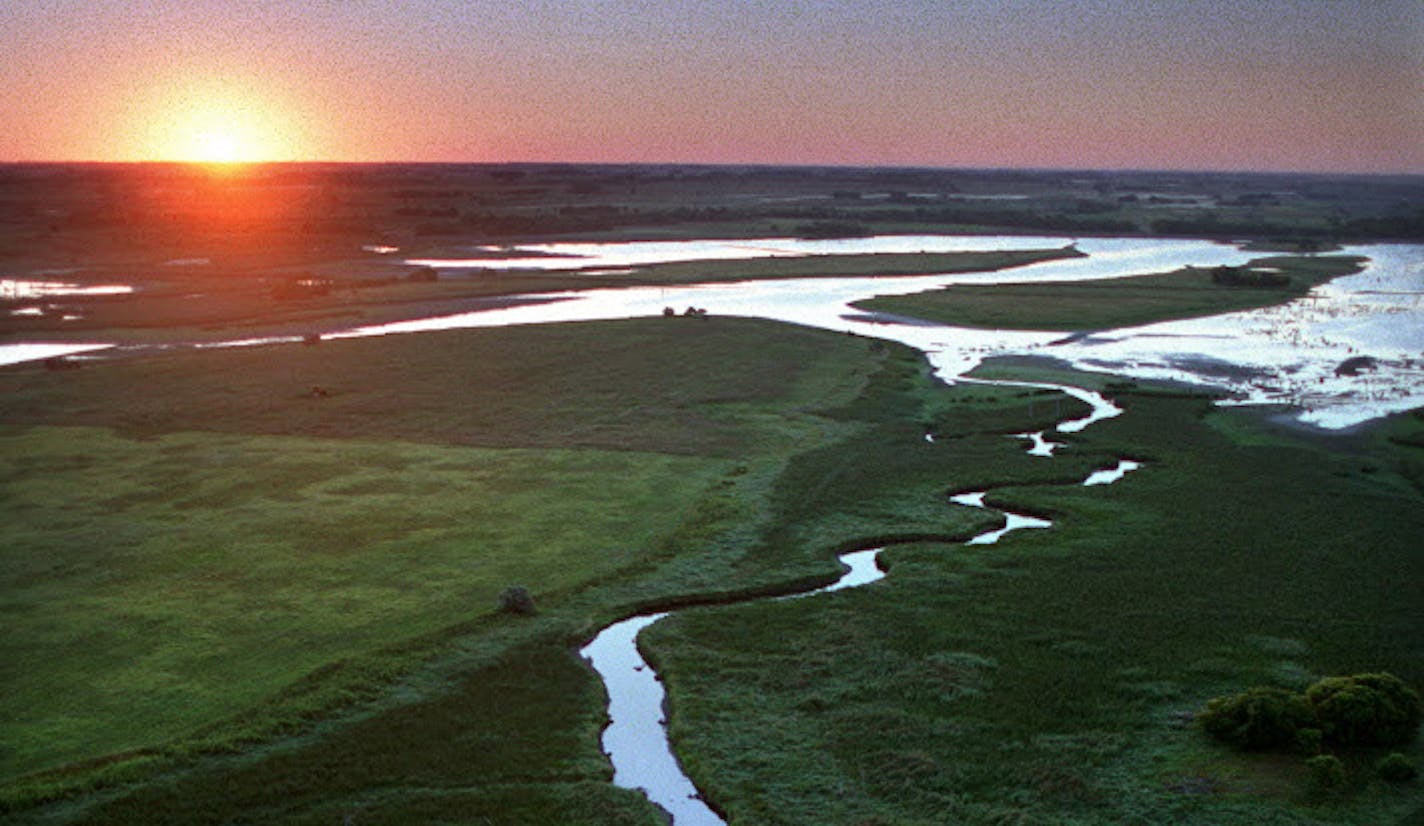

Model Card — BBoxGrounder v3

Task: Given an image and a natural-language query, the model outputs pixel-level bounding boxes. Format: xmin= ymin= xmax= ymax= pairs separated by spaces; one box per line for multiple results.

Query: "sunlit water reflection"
xmin=1 ymin=279 xmax=133 ymax=298
xmin=0 ymin=342 xmax=114 ymax=367
xmin=5 ymin=236 xmax=1420 ymax=427
xmin=409 ymin=234 xmax=1082 ymax=270
xmin=362 ymin=238 xmax=1424 ymax=429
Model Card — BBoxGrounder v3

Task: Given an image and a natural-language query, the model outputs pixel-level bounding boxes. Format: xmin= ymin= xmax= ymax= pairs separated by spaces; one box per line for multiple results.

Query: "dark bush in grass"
xmin=1198 ymin=687 xmax=1315 ymax=750
xmin=1305 ymin=754 xmax=1346 ymax=793
xmin=1376 ymin=753 xmax=1417 ymax=783
xmin=1293 ymin=727 xmax=1324 ymax=756
xmin=1305 ymin=672 xmax=1422 ymax=748
xmin=497 ymin=585 xmax=537 ymax=616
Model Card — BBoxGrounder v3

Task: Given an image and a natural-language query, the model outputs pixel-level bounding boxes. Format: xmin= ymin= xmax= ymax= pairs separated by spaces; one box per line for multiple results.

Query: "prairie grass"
xmin=6 ymin=320 xmax=1420 ymax=824
xmin=0 ymin=427 xmax=726 ymax=778
xmin=644 ymin=374 xmax=1424 ymax=824
xmin=1 ymin=317 xmax=1000 ymax=820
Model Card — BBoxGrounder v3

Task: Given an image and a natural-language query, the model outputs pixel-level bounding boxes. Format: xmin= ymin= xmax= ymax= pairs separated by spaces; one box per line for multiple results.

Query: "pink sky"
xmin=3 ymin=0 xmax=1421 ymax=173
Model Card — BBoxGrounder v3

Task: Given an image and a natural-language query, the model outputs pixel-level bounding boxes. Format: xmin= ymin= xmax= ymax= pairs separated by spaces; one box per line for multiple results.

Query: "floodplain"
xmin=2 ymin=164 xmax=1422 ymax=825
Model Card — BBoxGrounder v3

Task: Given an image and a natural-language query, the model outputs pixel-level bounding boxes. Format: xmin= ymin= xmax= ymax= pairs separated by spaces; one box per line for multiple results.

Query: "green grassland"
xmin=851 ymin=255 xmax=1365 ymax=331
xmin=644 ymin=372 xmax=1424 ymax=824
xmin=0 ymin=427 xmax=727 ymax=777
xmin=3 ymin=314 xmax=1422 ymax=823
xmin=0 ymin=318 xmax=887 ymax=781
xmin=605 ymin=246 xmax=1081 ymax=284
xmin=4 ymin=317 xmax=1072 ymax=821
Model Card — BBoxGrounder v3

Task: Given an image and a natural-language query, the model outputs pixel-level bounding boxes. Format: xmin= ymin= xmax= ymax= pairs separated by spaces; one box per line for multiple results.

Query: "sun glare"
xmin=193 ymin=128 xmax=242 ymax=164
xmin=175 ymin=109 xmax=271 ymax=165
xmin=135 ymin=81 xmax=303 ymax=164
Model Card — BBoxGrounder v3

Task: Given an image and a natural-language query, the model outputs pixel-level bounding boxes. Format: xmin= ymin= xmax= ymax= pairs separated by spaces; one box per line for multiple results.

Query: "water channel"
xmin=6 ymin=237 xmax=1423 ymax=432
xmin=350 ymin=236 xmax=1424 ymax=429
xmin=579 ymin=413 xmax=1127 ymax=824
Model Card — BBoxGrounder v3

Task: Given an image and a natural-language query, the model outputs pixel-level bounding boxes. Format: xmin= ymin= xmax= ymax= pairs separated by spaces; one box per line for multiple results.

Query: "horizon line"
xmin=2 ymin=159 xmax=1422 ymax=179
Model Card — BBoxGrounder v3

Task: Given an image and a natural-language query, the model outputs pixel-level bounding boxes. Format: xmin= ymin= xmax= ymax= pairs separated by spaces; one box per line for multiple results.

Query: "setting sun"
xmin=129 ymin=78 xmax=305 ymax=163
xmin=170 ymin=106 xmax=275 ymax=164
xmin=191 ymin=128 xmax=242 ymax=164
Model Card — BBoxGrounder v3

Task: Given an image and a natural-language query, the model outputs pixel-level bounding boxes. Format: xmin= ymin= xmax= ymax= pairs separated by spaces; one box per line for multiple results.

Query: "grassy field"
xmin=0 ymin=426 xmax=727 ymax=777
xmin=4 ymin=313 xmax=1421 ymax=823
xmin=644 ymin=370 xmax=1424 ymax=824
xmin=3 ymin=317 xmax=1049 ymax=821
xmin=851 ymin=255 xmax=1365 ymax=331
xmin=2 ymin=317 xmax=899 ymax=782
xmin=609 ymin=246 xmax=1081 ymax=284
xmin=1 ymin=317 xmax=879 ymax=457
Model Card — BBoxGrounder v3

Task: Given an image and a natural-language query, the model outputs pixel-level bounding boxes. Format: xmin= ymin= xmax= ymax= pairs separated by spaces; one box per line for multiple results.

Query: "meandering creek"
xmin=580 ymin=379 xmax=1131 ymax=823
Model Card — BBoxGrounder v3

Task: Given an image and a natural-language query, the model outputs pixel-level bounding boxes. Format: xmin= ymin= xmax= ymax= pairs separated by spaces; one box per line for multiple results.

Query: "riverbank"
xmin=0 ymin=248 xmax=1079 ymax=348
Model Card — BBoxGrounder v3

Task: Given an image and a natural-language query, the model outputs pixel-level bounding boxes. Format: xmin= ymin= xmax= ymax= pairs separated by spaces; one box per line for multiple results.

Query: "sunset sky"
xmin=3 ymin=0 xmax=1421 ymax=172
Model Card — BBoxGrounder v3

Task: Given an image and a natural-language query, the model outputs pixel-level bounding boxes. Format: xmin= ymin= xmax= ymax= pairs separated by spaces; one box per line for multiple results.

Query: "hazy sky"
xmin=3 ymin=0 xmax=1421 ymax=171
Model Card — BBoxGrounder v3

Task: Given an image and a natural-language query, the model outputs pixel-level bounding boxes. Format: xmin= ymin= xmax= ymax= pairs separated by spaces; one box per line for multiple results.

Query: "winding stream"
xmin=580 ymin=372 xmax=1129 ymax=823
xmin=578 ymin=550 xmax=889 ymax=826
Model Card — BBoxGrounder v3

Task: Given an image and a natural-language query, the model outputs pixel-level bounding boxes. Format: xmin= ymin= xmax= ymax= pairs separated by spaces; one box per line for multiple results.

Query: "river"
xmin=6 ymin=236 xmax=1422 ymax=431
xmin=348 ymin=236 xmax=1424 ymax=429
xmin=579 ymin=393 xmax=1129 ymax=824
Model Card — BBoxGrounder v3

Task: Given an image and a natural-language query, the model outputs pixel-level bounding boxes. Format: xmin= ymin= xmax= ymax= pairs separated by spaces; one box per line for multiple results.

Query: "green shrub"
xmin=1293 ymin=727 xmax=1323 ymax=755
xmin=496 ymin=585 xmax=537 ymax=616
xmin=1306 ymin=754 xmax=1346 ymax=792
xmin=1305 ymin=672 xmax=1422 ymax=748
xmin=1376 ymin=752 xmax=1417 ymax=783
xmin=1198 ymin=687 xmax=1315 ymax=750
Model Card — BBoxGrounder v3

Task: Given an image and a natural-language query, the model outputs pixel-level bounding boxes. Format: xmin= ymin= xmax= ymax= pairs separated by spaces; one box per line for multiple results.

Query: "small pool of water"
xmin=0 ymin=342 xmax=114 ymax=367
xmin=1083 ymin=460 xmax=1143 ymax=486
xmin=1 ymin=279 xmax=133 ymax=299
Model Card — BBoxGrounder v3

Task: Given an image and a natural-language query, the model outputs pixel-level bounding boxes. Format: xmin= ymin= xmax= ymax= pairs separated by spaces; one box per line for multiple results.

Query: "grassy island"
xmin=851 ymin=255 xmax=1366 ymax=331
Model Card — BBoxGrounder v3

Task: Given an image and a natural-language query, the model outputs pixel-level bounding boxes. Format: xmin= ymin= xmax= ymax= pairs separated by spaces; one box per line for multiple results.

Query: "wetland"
xmin=2 ymin=163 xmax=1422 ymax=824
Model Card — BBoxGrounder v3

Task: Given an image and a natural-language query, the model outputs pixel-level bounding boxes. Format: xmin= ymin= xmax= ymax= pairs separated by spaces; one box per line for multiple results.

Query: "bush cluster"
xmin=1199 ymin=672 xmax=1421 ymax=752
xmin=1305 ymin=673 xmax=1422 ymax=748
xmin=496 ymin=585 xmax=537 ymax=616
xmin=1305 ymin=754 xmax=1346 ymax=792
xmin=1377 ymin=753 xmax=1418 ymax=783
xmin=1199 ymin=687 xmax=1315 ymax=750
